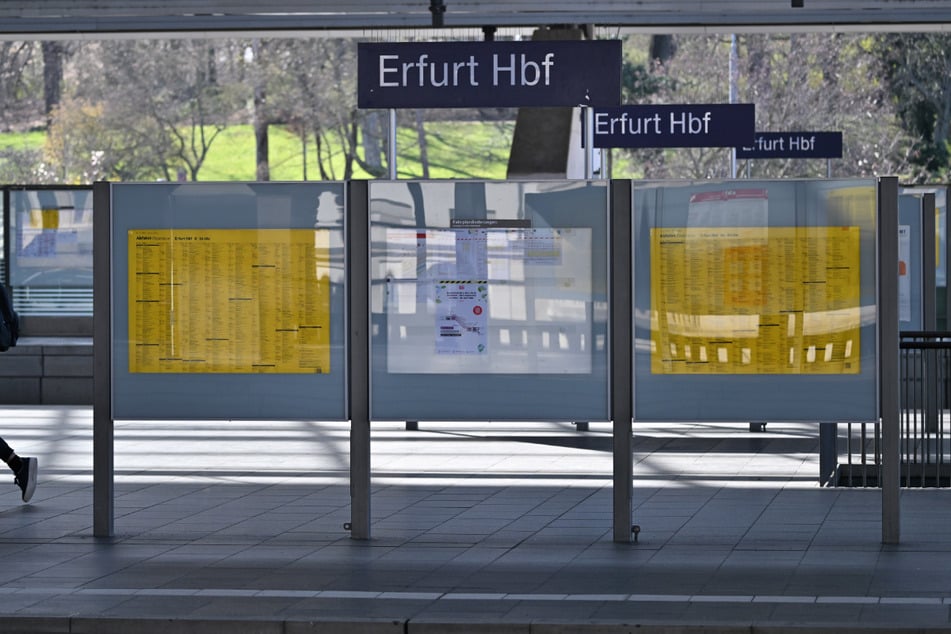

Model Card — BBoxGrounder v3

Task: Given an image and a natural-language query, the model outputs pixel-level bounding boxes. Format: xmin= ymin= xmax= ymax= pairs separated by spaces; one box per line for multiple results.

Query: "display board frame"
xmin=898 ymin=192 xmax=934 ymax=330
xmin=6 ymin=186 xmax=94 ymax=289
xmin=901 ymin=185 xmax=945 ymax=329
xmin=632 ymin=178 xmax=880 ymax=423
xmin=105 ymin=182 xmax=348 ymax=421
xmin=367 ymin=180 xmax=611 ymax=422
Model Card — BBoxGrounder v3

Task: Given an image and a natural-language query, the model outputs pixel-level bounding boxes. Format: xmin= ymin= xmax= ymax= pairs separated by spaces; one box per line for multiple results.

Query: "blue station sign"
xmin=735 ymin=131 xmax=843 ymax=159
xmin=591 ymin=104 xmax=755 ymax=148
xmin=358 ymin=40 xmax=621 ymax=109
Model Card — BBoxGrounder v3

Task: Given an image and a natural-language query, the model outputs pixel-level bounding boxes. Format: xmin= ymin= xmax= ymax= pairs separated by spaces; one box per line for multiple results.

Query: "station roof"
xmin=1 ymin=0 xmax=950 ymax=39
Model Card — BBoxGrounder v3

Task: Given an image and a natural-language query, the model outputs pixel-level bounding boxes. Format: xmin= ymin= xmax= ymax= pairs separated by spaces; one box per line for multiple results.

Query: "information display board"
xmin=902 ymin=185 xmax=947 ymax=329
xmin=110 ymin=182 xmax=347 ymax=420
xmin=898 ymin=193 xmax=924 ymax=330
xmin=8 ymin=187 xmax=93 ymax=287
xmin=633 ymin=179 xmax=879 ymax=422
xmin=369 ymin=180 xmax=609 ymax=421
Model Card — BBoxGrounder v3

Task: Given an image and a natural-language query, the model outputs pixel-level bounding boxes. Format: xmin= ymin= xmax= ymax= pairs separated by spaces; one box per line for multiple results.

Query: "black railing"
xmin=837 ymin=331 xmax=951 ymax=487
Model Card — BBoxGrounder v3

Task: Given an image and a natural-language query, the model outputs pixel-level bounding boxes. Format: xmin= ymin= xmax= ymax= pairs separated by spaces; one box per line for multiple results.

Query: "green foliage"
xmin=0 ymin=147 xmax=42 ymax=183
xmin=621 ymin=60 xmax=672 ymax=103
xmin=874 ymin=32 xmax=951 ymax=182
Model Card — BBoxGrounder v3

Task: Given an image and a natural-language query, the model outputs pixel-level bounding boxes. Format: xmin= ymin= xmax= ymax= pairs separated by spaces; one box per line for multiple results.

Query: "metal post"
xmin=729 ymin=34 xmax=738 ymax=179
xmin=347 ymin=180 xmax=371 ymax=540
xmin=922 ymin=193 xmax=938 ymax=435
xmin=584 ymin=106 xmax=594 ymax=180
xmin=945 ymin=186 xmax=951 ymax=331
xmin=879 ymin=176 xmax=901 ymax=544
xmin=2 ymin=188 xmax=9 ymax=288
xmin=92 ymin=181 xmax=114 ymax=538
xmin=923 ymin=193 xmax=937 ymax=331
xmin=388 ymin=109 xmax=398 ymax=180
xmin=819 ymin=422 xmax=837 ymax=485
xmin=611 ymin=179 xmax=634 ymax=543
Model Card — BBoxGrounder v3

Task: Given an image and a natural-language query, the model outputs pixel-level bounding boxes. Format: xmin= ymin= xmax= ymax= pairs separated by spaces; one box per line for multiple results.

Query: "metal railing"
xmin=837 ymin=331 xmax=951 ymax=487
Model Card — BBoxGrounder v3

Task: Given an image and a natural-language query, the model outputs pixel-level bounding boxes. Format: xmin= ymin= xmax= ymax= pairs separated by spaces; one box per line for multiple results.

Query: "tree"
xmin=874 ymin=33 xmax=951 ymax=182
xmin=62 ymin=39 xmax=245 ymax=181
xmin=615 ymin=33 xmax=913 ymax=180
xmin=41 ymin=41 xmax=66 ymax=129
xmin=258 ymin=38 xmax=376 ymax=180
xmin=0 ymin=41 xmax=40 ymax=132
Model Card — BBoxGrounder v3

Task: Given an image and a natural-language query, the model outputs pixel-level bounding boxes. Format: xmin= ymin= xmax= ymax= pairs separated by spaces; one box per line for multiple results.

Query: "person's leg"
xmin=0 ymin=436 xmax=18 ymax=470
xmin=0 ymin=436 xmax=36 ymax=502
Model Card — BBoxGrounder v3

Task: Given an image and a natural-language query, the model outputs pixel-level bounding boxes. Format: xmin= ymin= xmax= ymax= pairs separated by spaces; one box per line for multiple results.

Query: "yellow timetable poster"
xmin=128 ymin=229 xmax=331 ymax=374
xmin=650 ymin=226 xmax=861 ymax=375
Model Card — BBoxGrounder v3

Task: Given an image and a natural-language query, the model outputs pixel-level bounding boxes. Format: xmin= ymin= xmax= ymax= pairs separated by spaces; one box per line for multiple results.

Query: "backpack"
xmin=0 ymin=285 xmax=20 ymax=352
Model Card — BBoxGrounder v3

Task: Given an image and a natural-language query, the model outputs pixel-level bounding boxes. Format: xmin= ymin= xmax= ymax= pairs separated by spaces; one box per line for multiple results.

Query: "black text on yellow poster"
xmin=128 ymin=229 xmax=331 ymax=373
xmin=650 ymin=226 xmax=860 ymax=375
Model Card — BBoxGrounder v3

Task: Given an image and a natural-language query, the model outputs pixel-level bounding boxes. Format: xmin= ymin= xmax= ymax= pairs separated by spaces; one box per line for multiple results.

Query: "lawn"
xmin=0 ymin=130 xmax=45 ymax=151
xmin=0 ymin=118 xmax=637 ymax=181
xmin=188 ymin=120 xmax=515 ymax=181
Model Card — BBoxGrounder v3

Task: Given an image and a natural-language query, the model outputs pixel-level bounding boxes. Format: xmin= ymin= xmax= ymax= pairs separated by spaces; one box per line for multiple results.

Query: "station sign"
xmin=591 ymin=104 xmax=755 ymax=148
xmin=357 ymin=40 xmax=621 ymax=109
xmin=736 ymin=131 xmax=843 ymax=159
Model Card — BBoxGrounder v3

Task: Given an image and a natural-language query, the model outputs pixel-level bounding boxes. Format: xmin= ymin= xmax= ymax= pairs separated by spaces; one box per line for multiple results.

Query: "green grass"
xmin=0 ymin=119 xmax=645 ymax=181
xmin=0 ymin=130 xmax=45 ymax=151
xmin=195 ymin=121 xmax=515 ymax=181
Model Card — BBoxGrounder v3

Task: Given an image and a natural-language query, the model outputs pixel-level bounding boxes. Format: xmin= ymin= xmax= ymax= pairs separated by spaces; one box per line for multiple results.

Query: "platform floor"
xmin=0 ymin=407 xmax=949 ymax=633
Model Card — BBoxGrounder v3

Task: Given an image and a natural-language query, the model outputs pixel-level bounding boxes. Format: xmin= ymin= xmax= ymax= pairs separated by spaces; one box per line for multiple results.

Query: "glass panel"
xmin=370 ymin=180 xmax=609 ymax=422
xmin=898 ymin=193 xmax=923 ymax=330
xmin=633 ymin=179 xmax=878 ymax=422
xmin=9 ymin=188 xmax=94 ymax=315
xmin=110 ymin=182 xmax=347 ymax=421
xmin=902 ymin=185 xmax=946 ymax=329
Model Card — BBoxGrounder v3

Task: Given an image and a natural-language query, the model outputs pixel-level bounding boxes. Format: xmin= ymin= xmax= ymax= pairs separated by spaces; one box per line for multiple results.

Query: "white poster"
xmin=434 ymin=281 xmax=488 ymax=354
xmin=384 ymin=226 xmax=592 ymax=373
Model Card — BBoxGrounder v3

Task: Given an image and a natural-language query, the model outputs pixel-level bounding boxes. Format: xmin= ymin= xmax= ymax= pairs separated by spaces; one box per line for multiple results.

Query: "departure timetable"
xmin=650 ymin=226 xmax=861 ymax=375
xmin=128 ymin=229 xmax=331 ymax=373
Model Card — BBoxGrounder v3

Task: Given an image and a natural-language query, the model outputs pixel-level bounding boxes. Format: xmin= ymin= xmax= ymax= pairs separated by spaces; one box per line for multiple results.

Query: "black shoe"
xmin=14 ymin=457 xmax=37 ymax=503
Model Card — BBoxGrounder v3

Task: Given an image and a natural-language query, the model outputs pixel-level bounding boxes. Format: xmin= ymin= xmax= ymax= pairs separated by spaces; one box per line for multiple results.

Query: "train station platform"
xmin=1 ymin=406 xmax=950 ymax=633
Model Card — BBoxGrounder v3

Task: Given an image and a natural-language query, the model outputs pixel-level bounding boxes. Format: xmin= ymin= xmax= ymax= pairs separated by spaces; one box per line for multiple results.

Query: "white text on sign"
xmin=378 ymin=53 xmax=556 ymax=88
xmin=595 ymin=111 xmax=714 ymax=136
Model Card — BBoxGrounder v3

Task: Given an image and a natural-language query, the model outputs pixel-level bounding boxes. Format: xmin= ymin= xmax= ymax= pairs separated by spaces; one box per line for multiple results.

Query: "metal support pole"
xmin=945 ymin=186 xmax=951 ymax=331
xmin=388 ymin=109 xmax=397 ymax=180
xmin=879 ymin=176 xmax=901 ymax=544
xmin=584 ymin=106 xmax=594 ymax=180
xmin=729 ymin=34 xmax=738 ymax=179
xmin=922 ymin=193 xmax=938 ymax=434
xmin=92 ymin=181 xmax=114 ymax=538
xmin=818 ymin=422 xmax=837 ymax=486
xmin=923 ymin=193 xmax=937 ymax=331
xmin=348 ymin=180 xmax=371 ymax=540
xmin=2 ymin=189 xmax=9 ymax=287
xmin=611 ymin=179 xmax=634 ymax=543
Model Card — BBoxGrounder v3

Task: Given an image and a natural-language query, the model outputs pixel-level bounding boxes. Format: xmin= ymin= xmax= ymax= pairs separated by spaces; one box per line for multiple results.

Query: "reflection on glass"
xmin=382 ymin=226 xmax=593 ymax=373
xmin=10 ymin=189 xmax=93 ymax=287
xmin=650 ymin=225 xmax=861 ymax=375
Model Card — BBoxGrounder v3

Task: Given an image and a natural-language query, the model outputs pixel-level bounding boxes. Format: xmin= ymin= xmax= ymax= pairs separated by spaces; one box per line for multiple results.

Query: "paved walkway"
xmin=0 ymin=406 xmax=950 ymax=633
